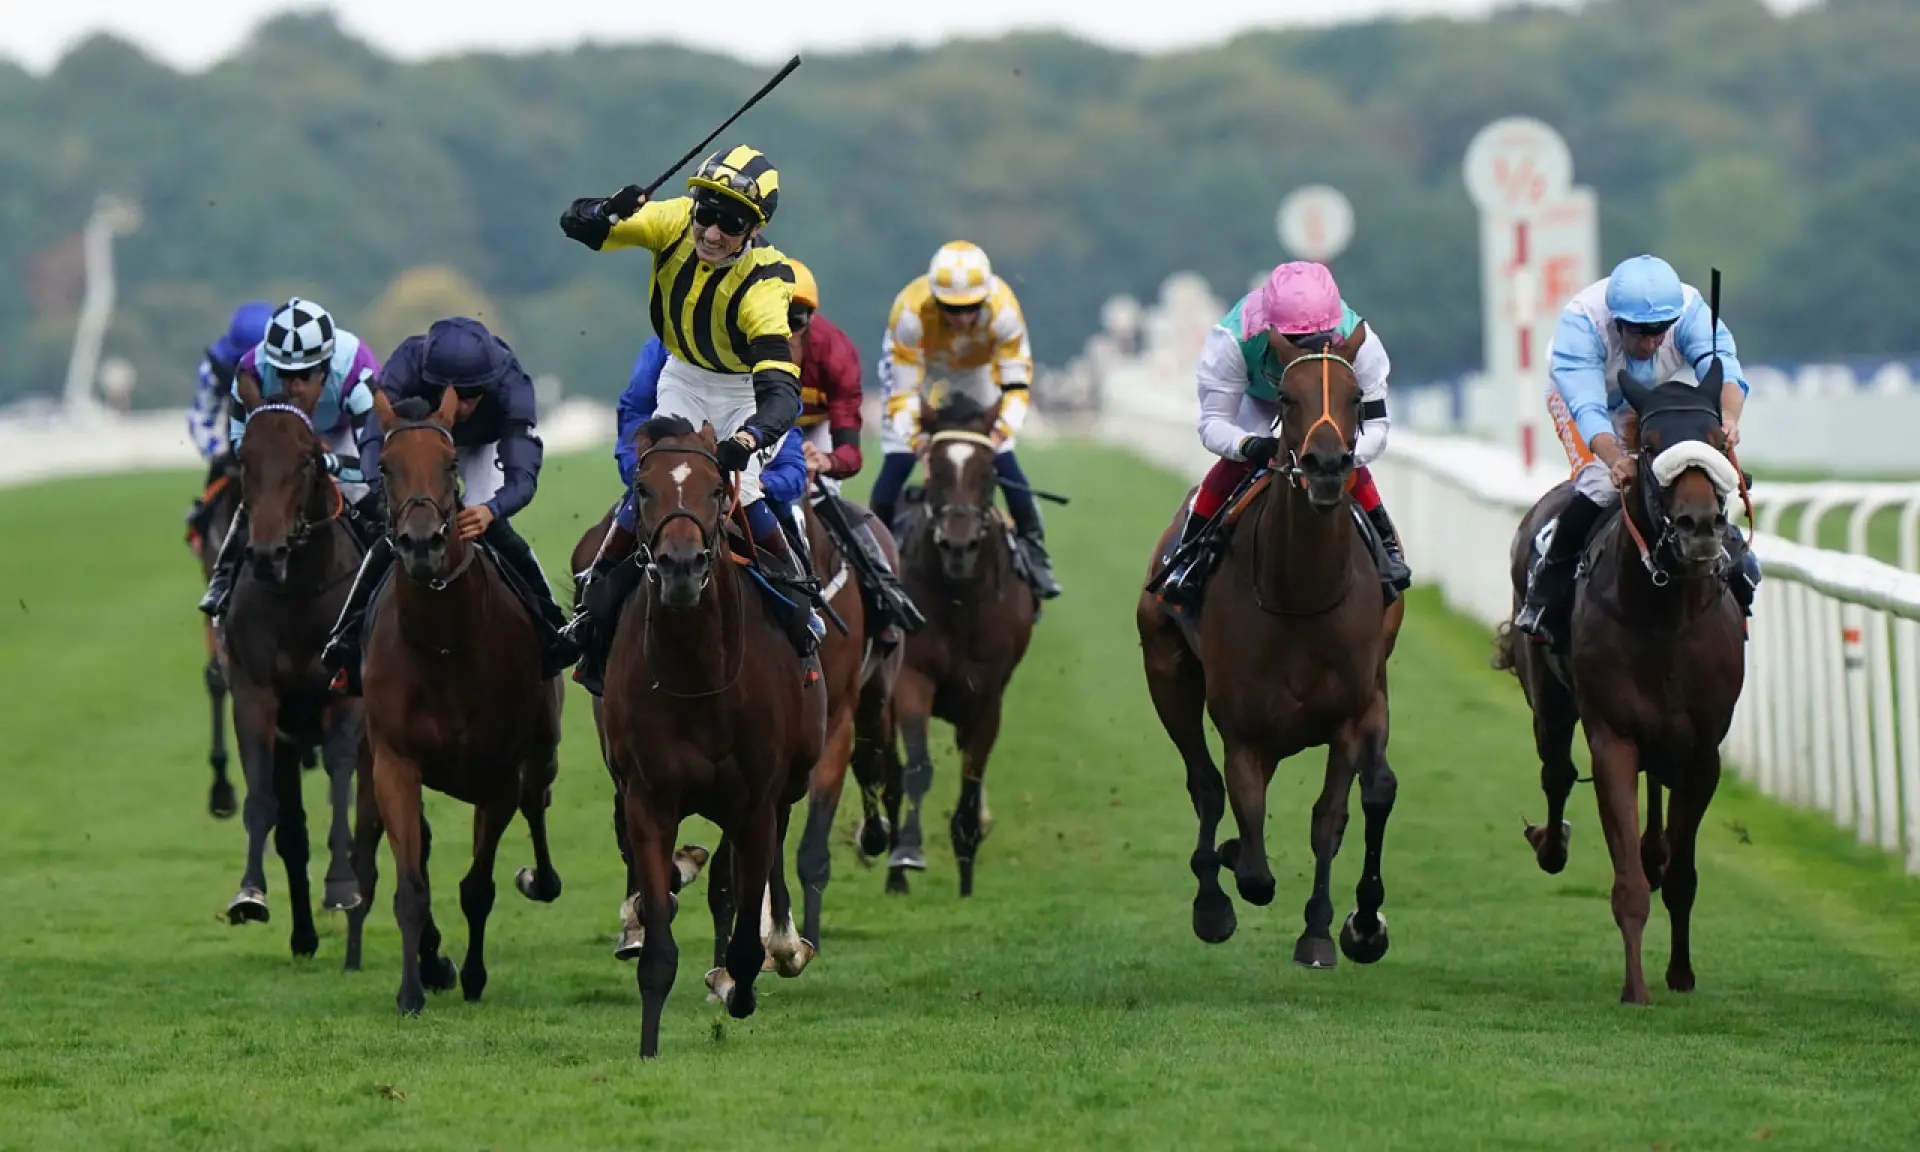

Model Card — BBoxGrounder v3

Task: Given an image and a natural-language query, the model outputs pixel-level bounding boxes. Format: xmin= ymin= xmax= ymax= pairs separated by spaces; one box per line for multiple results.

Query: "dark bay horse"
xmin=601 ymin=415 xmax=825 ymax=1059
xmin=882 ymin=396 xmax=1036 ymax=898
xmin=188 ymin=459 xmax=241 ymax=818
xmin=1496 ymin=365 xmax=1746 ymax=1004
xmin=221 ymin=375 xmax=367 ymax=956
xmin=1136 ymin=324 xmax=1406 ymax=968
xmin=353 ymin=388 xmax=565 ymax=1015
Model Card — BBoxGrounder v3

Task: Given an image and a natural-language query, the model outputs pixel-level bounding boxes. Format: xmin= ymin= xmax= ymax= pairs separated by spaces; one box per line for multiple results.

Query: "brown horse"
xmin=188 ymin=459 xmax=241 ymax=819
xmin=1496 ymin=365 xmax=1746 ymax=1004
xmin=1136 ymin=325 xmax=1406 ymax=967
xmin=220 ymin=377 xmax=368 ymax=956
xmin=353 ymin=388 xmax=565 ymax=1015
xmin=601 ymin=415 xmax=825 ymax=1059
xmin=881 ymin=395 xmax=1036 ymax=898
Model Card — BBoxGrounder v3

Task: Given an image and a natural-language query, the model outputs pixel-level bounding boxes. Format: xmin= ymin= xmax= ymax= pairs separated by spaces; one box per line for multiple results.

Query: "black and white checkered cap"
xmin=262 ymin=297 xmax=336 ymax=371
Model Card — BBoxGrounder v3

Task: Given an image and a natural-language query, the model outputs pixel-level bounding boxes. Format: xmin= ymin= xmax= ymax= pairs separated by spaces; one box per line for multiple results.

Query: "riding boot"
xmin=1365 ymin=503 xmax=1414 ymax=591
xmin=1725 ymin=523 xmax=1760 ymax=619
xmin=320 ymin=535 xmax=394 ymax=696
xmin=843 ymin=507 xmax=928 ymax=638
xmin=566 ymin=519 xmax=639 ymax=697
xmin=1158 ymin=501 xmax=1214 ymax=608
xmin=1515 ymin=492 xmax=1606 ymax=648
xmin=1003 ymin=496 xmax=1063 ymax=600
xmin=754 ymin=520 xmax=827 ymax=660
xmin=484 ymin=518 xmax=580 ymax=677
xmin=198 ymin=505 xmax=251 ymax=618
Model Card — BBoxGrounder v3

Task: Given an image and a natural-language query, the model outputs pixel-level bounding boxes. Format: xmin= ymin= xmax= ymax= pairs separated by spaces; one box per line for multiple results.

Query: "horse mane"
xmin=925 ymin=392 xmax=994 ymax=432
xmin=391 ymin=396 xmax=435 ymax=422
xmin=639 ymin=414 xmax=698 ymax=441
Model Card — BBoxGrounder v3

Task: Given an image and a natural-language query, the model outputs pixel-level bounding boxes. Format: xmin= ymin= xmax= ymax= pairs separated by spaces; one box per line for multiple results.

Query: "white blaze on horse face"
xmin=941 ymin=440 xmax=978 ymax=475
xmin=669 ymin=462 xmax=692 ymax=500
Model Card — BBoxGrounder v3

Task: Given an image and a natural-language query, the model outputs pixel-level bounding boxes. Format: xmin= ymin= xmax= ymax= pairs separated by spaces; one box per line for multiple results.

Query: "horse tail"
xmin=1490 ymin=621 xmax=1518 ymax=676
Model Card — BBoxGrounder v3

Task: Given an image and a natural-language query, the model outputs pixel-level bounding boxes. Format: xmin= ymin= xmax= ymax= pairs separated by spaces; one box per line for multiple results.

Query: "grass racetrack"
xmin=3 ymin=439 xmax=1919 ymax=1151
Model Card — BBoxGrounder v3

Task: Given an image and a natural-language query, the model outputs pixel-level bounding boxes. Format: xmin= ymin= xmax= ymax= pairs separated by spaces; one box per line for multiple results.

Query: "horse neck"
xmin=1253 ymin=480 xmax=1353 ymax=612
xmin=1605 ymin=484 xmax=1721 ymax=631
xmin=643 ymin=559 xmax=737 ymax=686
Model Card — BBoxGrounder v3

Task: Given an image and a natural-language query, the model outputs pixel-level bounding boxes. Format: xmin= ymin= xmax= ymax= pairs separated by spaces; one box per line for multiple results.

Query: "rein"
xmin=243 ymin=404 xmax=346 ymax=549
xmin=1264 ymin=351 xmax=1356 ymax=488
xmin=381 ymin=419 xmax=474 ymax=592
xmin=921 ymin=429 xmax=1008 ymax=596
xmin=632 ymin=441 xmax=746 ymax=699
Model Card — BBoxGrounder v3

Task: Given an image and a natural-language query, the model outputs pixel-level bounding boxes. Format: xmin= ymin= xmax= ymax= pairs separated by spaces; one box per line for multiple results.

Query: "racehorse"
xmin=353 ymin=389 xmax=565 ymax=1015
xmin=881 ymin=394 xmax=1036 ymax=898
xmin=220 ymin=375 xmax=367 ymax=956
xmin=1495 ymin=364 xmax=1746 ymax=1004
xmin=600 ymin=415 xmax=825 ymax=1058
xmin=188 ymin=459 xmax=241 ymax=819
xmin=1136 ymin=324 xmax=1406 ymax=968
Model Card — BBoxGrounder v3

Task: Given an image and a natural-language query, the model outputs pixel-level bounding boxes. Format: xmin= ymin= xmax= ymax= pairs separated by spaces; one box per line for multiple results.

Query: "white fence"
xmin=1097 ymin=375 xmax=1920 ymax=875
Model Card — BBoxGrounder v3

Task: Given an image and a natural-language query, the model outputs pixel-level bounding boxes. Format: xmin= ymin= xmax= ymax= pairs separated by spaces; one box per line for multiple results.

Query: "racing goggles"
xmin=692 ymin=192 xmax=755 ymax=237
xmin=1615 ymin=318 xmax=1676 ymax=340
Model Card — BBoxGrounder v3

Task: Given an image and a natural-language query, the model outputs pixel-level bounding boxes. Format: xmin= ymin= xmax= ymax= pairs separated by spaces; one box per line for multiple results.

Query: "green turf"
xmin=2 ymin=443 xmax=1918 ymax=1151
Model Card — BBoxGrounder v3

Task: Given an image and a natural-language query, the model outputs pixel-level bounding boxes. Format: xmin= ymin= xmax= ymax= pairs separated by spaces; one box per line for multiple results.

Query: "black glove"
xmin=605 ymin=184 xmax=648 ymax=220
xmin=715 ymin=430 xmax=758 ymax=472
xmin=559 ymin=197 xmax=613 ymax=250
xmin=1240 ymin=436 xmax=1280 ymax=468
xmin=352 ymin=490 xmax=385 ymax=527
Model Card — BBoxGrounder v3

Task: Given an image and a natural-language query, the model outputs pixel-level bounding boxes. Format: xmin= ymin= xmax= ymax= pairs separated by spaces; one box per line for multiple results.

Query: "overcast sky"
xmin=1 ymin=0 xmax=1818 ymax=74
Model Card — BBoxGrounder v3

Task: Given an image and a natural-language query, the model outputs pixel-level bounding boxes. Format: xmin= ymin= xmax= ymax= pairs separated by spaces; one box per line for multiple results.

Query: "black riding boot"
xmin=484 ymin=519 xmax=580 ymax=678
xmin=1005 ymin=497 xmax=1062 ymax=600
xmin=836 ymin=503 xmax=927 ymax=637
xmin=1726 ymin=523 xmax=1760 ymax=620
xmin=198 ymin=505 xmax=250 ymax=618
xmin=321 ymin=536 xmax=394 ymax=696
xmin=565 ymin=520 xmax=640 ymax=698
xmin=1514 ymin=492 xmax=1606 ymax=649
xmin=754 ymin=521 xmax=827 ymax=663
xmin=1158 ymin=500 xmax=1214 ymax=608
xmin=1366 ymin=503 xmax=1414 ymax=590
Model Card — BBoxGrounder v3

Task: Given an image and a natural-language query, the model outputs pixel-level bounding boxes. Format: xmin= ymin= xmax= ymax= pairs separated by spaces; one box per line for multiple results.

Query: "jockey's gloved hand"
xmin=1239 ymin=436 xmax=1280 ymax=468
xmin=605 ymin=184 xmax=648 ymax=221
xmin=715 ymin=429 xmax=759 ymax=472
xmin=353 ymin=490 xmax=385 ymax=527
xmin=322 ymin=452 xmax=342 ymax=476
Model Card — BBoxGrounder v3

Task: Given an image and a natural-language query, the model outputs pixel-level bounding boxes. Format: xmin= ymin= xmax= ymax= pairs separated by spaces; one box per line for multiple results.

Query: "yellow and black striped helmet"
xmin=687 ymin=146 xmax=780 ymax=224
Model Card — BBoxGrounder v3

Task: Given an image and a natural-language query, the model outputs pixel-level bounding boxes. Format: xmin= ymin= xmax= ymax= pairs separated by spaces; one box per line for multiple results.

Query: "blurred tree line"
xmin=2 ymin=0 xmax=1915 ymax=409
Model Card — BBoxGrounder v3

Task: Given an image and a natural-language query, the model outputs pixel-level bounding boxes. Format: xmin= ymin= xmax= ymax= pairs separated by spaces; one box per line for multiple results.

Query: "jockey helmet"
xmin=1606 ymin=255 xmax=1686 ymax=327
xmin=223 ymin=302 xmax=274 ymax=353
xmin=687 ymin=145 xmax=779 ymax=225
xmin=1245 ymin=261 xmax=1343 ymax=338
xmin=421 ymin=317 xmax=508 ymax=394
xmin=928 ymin=241 xmax=994 ymax=308
xmin=261 ymin=297 xmax=336 ymax=372
xmin=788 ymin=258 xmax=818 ymax=311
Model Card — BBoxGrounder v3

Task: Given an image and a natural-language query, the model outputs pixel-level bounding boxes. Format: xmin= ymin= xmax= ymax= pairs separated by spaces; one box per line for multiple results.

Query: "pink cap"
xmin=1243 ymin=261 xmax=1343 ymax=338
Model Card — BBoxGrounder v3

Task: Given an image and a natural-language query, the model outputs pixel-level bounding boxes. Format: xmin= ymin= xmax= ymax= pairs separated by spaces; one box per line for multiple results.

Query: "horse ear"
xmin=698 ymin=420 xmax=718 ymax=448
xmin=1616 ymin=369 xmax=1652 ymax=414
xmin=371 ymin=387 xmax=396 ymax=430
xmin=1339 ymin=321 xmax=1368 ymax=360
xmin=1265 ymin=327 xmax=1304 ymax=364
xmin=235 ymin=368 xmax=262 ymax=412
xmin=1697 ymin=356 xmax=1725 ymax=401
xmin=434 ymin=383 xmax=459 ymax=427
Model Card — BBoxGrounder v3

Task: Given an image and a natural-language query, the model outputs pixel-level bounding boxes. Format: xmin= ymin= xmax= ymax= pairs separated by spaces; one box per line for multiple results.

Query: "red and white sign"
xmin=1276 ymin=184 xmax=1355 ymax=263
xmin=1463 ymin=117 xmax=1574 ymax=219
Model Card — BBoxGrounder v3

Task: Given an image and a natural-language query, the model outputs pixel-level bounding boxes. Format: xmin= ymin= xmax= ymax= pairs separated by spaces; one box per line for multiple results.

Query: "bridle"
xmin=926 ymin=429 xmax=999 ymax=544
xmin=380 ymin=418 xmax=472 ymax=591
xmin=630 ymin=440 xmax=745 ymax=698
xmin=243 ymin=402 xmax=343 ymax=548
xmin=1262 ymin=352 xmax=1360 ymax=488
xmin=1618 ymin=402 xmax=1738 ymax=588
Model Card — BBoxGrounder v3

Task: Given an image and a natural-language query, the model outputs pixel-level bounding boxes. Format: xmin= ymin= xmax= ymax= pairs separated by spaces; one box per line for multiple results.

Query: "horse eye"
xmin=634 ymin=483 xmax=652 ymax=501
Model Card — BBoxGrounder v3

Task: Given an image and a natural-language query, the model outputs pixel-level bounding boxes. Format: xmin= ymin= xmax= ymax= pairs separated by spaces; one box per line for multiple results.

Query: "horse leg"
xmin=205 ymin=649 xmax=236 ymax=819
xmin=1339 ymin=696 xmax=1396 ymax=966
xmin=706 ymin=837 xmax=736 ymax=981
xmin=888 ymin=670 xmax=936 ymax=891
xmin=623 ymin=791 xmax=680 ymax=1060
xmin=343 ymin=746 xmax=382 ymax=972
xmin=1220 ymin=740 xmax=1278 ymax=907
xmin=512 ymin=758 xmax=565 ymax=904
xmin=372 ymin=751 xmax=433 ymax=1014
xmin=414 ymin=813 xmax=456 ymax=990
xmin=1293 ymin=736 xmax=1355 ymax=971
xmin=798 ymin=703 xmax=856 ymax=950
xmin=271 ymin=740 xmax=319 ymax=957
xmin=880 ymin=707 xmax=908 ymax=893
xmin=1140 ymin=616 xmax=1232 ymax=941
xmin=318 ymin=708 xmax=364 ymax=912
xmin=1522 ymin=676 xmax=1579 ymax=874
xmin=1641 ymin=774 xmax=1669 ymax=892
xmin=719 ymin=803 xmax=777 ymax=1020
xmin=612 ymin=782 xmax=644 ymax=960
xmin=458 ymin=796 xmax=518 ymax=1003
xmin=851 ymin=679 xmax=895 ymax=859
xmin=1662 ymin=757 xmax=1721 ymax=993
xmin=227 ymin=683 xmax=278 ymax=925
xmin=1587 ymin=727 xmax=1652 ymax=1005
xmin=951 ymin=696 xmax=1005 ymax=898
xmin=766 ymin=799 xmax=815 ymax=977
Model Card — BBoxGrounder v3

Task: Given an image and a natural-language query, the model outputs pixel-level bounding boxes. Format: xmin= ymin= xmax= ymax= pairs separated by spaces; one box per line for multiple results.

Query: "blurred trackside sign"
xmin=1277 ymin=185 xmax=1355 ymax=263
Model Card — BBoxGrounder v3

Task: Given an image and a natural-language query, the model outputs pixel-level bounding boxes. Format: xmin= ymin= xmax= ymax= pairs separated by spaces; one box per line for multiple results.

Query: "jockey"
xmin=318 ymin=316 xmax=578 ymax=692
xmin=556 ymin=144 xmax=827 ymax=666
xmin=1158 ymin=261 xmax=1411 ymax=607
xmin=197 ymin=297 xmax=381 ymax=619
xmin=565 ymin=335 xmax=817 ymax=696
xmin=784 ymin=257 xmax=927 ymax=642
xmin=1514 ymin=253 xmax=1757 ymax=647
xmin=185 ymin=300 xmax=273 ymax=541
xmin=866 ymin=241 xmax=1062 ymax=600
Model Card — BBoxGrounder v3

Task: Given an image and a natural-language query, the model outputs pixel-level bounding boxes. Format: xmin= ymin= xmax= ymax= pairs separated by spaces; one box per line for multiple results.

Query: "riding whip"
xmin=607 ymin=54 xmax=803 ymax=224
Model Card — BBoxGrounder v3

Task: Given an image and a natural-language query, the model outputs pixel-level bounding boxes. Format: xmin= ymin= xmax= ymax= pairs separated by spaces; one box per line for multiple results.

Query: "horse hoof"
xmin=227 ymin=889 xmax=269 ymax=925
xmin=888 ymin=846 xmax=927 ymax=871
xmin=1234 ymin=873 xmax=1276 ymax=907
xmin=322 ymin=881 xmax=363 ymax=912
xmin=514 ymin=866 xmax=562 ymax=903
xmin=1217 ymin=839 xmax=1241 ymax=870
xmin=1666 ymin=966 xmax=1696 ymax=994
xmin=858 ymin=817 xmax=892 ymax=859
xmin=1338 ymin=910 xmax=1389 ymax=964
xmin=705 ymin=966 xmax=734 ymax=1005
xmin=769 ymin=935 xmax=815 ymax=979
xmin=1293 ymin=933 xmax=1339 ymax=969
xmin=423 ymin=955 xmax=458 ymax=992
xmin=291 ymin=928 xmax=319 ymax=958
xmin=208 ymin=782 xmax=237 ymax=820
xmin=1524 ymin=820 xmax=1572 ymax=874
xmin=614 ymin=923 xmax=644 ymax=961
xmin=673 ymin=846 xmax=709 ymax=889
xmin=397 ymin=990 xmax=425 ymax=1017
xmin=885 ymin=867 xmax=911 ymax=895
xmin=1192 ymin=895 xmax=1237 ymax=944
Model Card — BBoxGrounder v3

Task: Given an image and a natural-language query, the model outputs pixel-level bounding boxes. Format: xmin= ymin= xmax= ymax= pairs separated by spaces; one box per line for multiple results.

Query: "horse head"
xmin=1616 ymin=361 xmax=1740 ymax=578
xmin=920 ymin=392 xmax=1000 ymax=581
xmin=630 ymin=415 xmax=728 ymax=610
xmin=233 ymin=369 xmax=332 ymax=585
xmin=1263 ymin=324 xmax=1369 ymax=511
xmin=373 ymin=388 xmax=465 ymax=586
